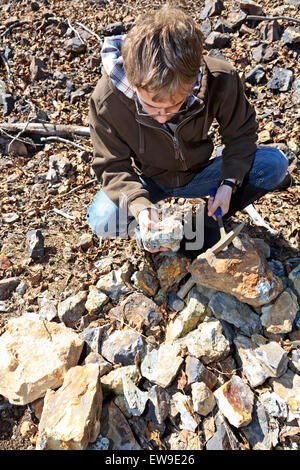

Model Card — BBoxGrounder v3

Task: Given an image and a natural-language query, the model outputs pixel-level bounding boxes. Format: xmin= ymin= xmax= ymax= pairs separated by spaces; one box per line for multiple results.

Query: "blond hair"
xmin=122 ymin=5 xmax=203 ymax=102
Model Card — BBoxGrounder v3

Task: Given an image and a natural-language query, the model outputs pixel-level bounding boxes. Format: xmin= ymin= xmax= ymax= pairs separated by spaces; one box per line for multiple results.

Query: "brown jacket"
xmin=89 ymin=56 xmax=258 ymax=219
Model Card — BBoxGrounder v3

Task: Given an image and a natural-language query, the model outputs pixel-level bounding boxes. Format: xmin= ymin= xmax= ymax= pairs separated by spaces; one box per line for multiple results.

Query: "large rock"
xmin=165 ymin=290 xmax=208 ymax=342
xmin=58 ymin=291 xmax=87 ymax=324
xmin=36 ymin=364 xmax=102 ymax=450
xmin=189 ymin=234 xmax=283 ymax=307
xmin=0 ymin=317 xmax=84 ymax=405
xmin=289 ymin=263 xmax=300 ymax=300
xmin=240 ymin=400 xmax=279 ymax=450
xmin=100 ymin=401 xmax=141 ymax=450
xmin=96 ymin=269 xmax=132 ymax=301
xmin=174 ymin=319 xmax=230 ymax=364
xmin=141 ymin=216 xmax=183 ymax=252
xmin=191 ymin=382 xmax=216 ymax=416
xmin=122 ymin=375 xmax=148 ymax=417
xmin=208 ymin=292 xmax=262 ymax=336
xmin=214 ymin=375 xmax=254 ymax=428
xmin=270 ymin=369 xmax=300 ymax=418
xmin=101 ymin=365 xmax=139 ymax=395
xmin=0 ymin=277 xmax=20 ymax=300
xmin=234 ymin=335 xmax=288 ymax=388
xmin=140 ymin=343 xmax=184 ymax=388
xmin=185 ymin=356 xmax=218 ymax=389
xmin=110 ymin=292 xmax=162 ymax=328
xmin=172 ymin=392 xmax=200 ymax=432
xmin=260 ymin=289 xmax=299 ymax=333
xmin=100 ymin=329 xmax=145 ymax=366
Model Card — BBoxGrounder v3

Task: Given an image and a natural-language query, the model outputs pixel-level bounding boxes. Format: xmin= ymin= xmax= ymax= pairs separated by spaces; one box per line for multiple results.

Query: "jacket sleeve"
xmin=89 ymin=94 xmax=156 ymax=219
xmin=215 ymin=69 xmax=258 ymax=184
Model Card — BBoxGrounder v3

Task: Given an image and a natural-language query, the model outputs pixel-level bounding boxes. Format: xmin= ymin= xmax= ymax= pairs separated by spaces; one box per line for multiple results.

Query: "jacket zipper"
xmin=136 ymin=104 xmax=205 ymax=171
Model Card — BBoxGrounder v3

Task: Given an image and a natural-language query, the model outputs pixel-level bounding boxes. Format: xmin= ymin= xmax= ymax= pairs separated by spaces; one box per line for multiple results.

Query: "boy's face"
xmin=136 ymin=88 xmax=188 ymax=124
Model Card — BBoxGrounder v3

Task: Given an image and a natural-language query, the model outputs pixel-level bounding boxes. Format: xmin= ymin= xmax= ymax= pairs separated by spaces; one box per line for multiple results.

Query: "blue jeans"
xmin=87 ymin=147 xmax=288 ymax=238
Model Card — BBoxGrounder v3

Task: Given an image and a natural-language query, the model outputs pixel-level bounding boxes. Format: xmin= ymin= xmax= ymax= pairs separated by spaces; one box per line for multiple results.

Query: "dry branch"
xmin=246 ymin=15 xmax=300 ymax=25
xmin=0 ymin=122 xmax=90 ymax=137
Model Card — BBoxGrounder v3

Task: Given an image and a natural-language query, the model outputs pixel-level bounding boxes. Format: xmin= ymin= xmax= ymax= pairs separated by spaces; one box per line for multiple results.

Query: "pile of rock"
xmin=0 ymin=231 xmax=299 ymax=451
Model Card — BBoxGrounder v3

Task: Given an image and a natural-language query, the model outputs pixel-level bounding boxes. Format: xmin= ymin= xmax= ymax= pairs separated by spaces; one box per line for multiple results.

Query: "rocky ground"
xmin=0 ymin=0 xmax=299 ymax=451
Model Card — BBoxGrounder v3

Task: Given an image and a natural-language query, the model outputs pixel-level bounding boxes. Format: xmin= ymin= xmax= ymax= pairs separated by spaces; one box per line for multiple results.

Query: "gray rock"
xmin=65 ymin=37 xmax=87 ymax=53
xmin=26 ymin=230 xmax=44 ymax=259
xmin=261 ymin=289 xmax=298 ymax=334
xmin=252 ymin=44 xmax=277 ymax=62
xmin=0 ymin=301 xmax=7 ymax=312
xmin=214 ymin=18 xmax=233 ymax=33
xmin=70 ymin=88 xmax=85 ymax=104
xmin=39 ymin=294 xmax=57 ymax=321
xmin=175 ymin=318 xmax=230 ymax=364
xmin=200 ymin=0 xmax=224 ymax=19
xmin=185 ymin=356 xmax=218 ymax=389
xmin=146 ymin=385 xmax=170 ymax=425
xmin=172 ymin=392 xmax=200 ymax=432
xmin=259 ymin=391 xmax=288 ymax=419
xmin=96 ymin=269 xmax=132 ymax=301
xmin=234 ymin=335 xmax=271 ymax=387
xmin=0 ymin=277 xmax=20 ymax=300
xmin=200 ymin=18 xmax=212 ymax=39
xmin=290 ymin=349 xmax=300 ymax=374
xmin=282 ymin=27 xmax=300 ymax=45
xmin=100 ymin=402 xmax=141 ymax=450
xmin=240 ymin=0 xmax=263 ymax=15
xmin=191 ymin=382 xmax=216 ymax=416
xmin=30 ymin=57 xmax=47 ymax=81
xmin=226 ymin=9 xmax=247 ymax=29
xmin=122 ymin=375 xmax=148 ymax=417
xmin=57 ymin=291 xmax=87 ymax=323
xmin=245 ymin=65 xmax=265 ymax=85
xmin=268 ymin=68 xmax=293 ymax=92
xmin=140 ymin=342 xmax=184 ymax=388
xmin=292 ymin=78 xmax=300 ymax=105
xmin=208 ymin=292 xmax=262 ymax=336
xmin=167 ymin=291 xmax=185 ymax=312
xmin=142 ymin=216 xmax=183 ymax=252
xmin=0 ymin=93 xmax=15 ymax=116
xmin=289 ymin=263 xmax=300 ymax=301
xmin=241 ymin=401 xmax=279 ymax=450
xmin=255 ymin=342 xmax=288 ymax=378
xmin=206 ymin=413 xmax=241 ymax=450
xmin=205 ymin=32 xmax=231 ymax=49
xmin=80 ymin=323 xmax=110 ymax=354
xmin=101 ymin=329 xmax=145 ymax=366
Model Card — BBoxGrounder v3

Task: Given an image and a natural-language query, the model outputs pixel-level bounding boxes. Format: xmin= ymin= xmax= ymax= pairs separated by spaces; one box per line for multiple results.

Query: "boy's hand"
xmin=138 ymin=208 xmax=170 ymax=253
xmin=208 ymin=184 xmax=233 ymax=220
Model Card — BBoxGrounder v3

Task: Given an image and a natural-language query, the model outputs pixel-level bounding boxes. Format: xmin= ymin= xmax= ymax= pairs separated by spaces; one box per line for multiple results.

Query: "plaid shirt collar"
xmin=101 ymin=35 xmax=203 ymax=106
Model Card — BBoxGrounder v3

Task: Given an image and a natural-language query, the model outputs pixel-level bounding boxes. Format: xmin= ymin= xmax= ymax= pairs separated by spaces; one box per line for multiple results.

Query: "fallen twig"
xmin=67 ymin=18 xmax=85 ymax=44
xmin=40 ymin=136 xmax=87 ymax=151
xmin=246 ymin=15 xmax=300 ymax=25
xmin=75 ymin=22 xmax=102 ymax=45
xmin=52 ymin=208 xmax=75 ymax=220
xmin=0 ymin=122 xmax=90 ymax=137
